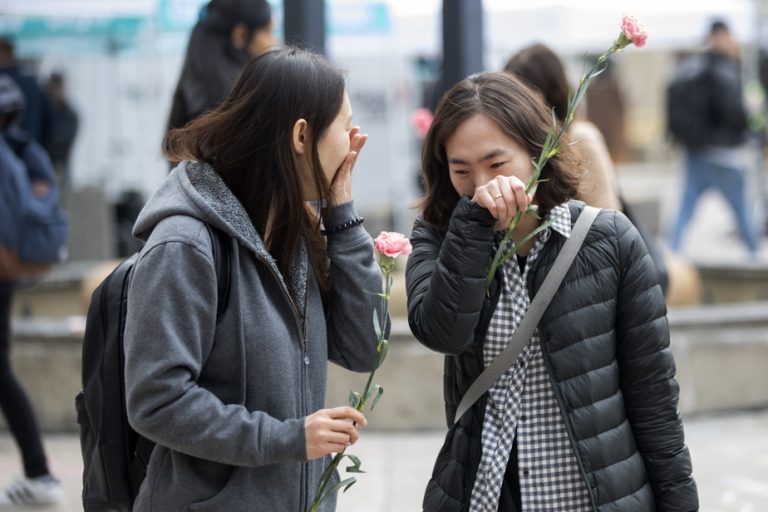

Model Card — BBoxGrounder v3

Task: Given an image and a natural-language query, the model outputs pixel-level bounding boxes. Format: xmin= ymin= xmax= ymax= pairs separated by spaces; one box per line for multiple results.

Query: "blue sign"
xmin=329 ymin=3 xmax=390 ymax=36
xmin=0 ymin=15 xmax=145 ymax=39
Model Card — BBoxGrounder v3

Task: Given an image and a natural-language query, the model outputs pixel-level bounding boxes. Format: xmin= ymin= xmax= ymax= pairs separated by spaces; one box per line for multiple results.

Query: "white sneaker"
xmin=0 ymin=475 xmax=63 ymax=507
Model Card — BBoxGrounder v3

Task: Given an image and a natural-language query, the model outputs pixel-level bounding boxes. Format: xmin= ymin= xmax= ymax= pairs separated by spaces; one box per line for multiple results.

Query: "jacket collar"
xmin=186 ymin=160 xmax=309 ymax=314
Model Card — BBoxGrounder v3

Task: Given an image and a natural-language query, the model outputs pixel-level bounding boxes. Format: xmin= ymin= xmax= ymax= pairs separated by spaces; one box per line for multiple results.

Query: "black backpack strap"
xmin=204 ymin=224 xmax=231 ymax=320
xmin=129 ymin=435 xmax=156 ymax=498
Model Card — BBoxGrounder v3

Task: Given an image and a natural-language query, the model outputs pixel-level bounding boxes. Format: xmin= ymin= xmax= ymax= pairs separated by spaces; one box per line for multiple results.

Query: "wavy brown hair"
xmin=164 ymin=47 xmax=346 ymax=291
xmin=419 ymin=72 xmax=581 ymax=230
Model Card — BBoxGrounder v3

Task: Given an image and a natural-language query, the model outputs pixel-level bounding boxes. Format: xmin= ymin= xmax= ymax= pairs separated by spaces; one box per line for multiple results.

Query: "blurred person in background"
xmin=167 ymin=0 xmax=277 ymax=134
xmin=44 ymin=72 xmax=78 ymax=190
xmin=505 ymin=44 xmax=621 ymax=211
xmin=505 ymin=43 xmax=669 ymax=295
xmin=0 ymin=76 xmax=63 ymax=508
xmin=667 ymin=20 xmax=759 ymax=257
xmin=0 ymin=38 xmax=50 ymax=147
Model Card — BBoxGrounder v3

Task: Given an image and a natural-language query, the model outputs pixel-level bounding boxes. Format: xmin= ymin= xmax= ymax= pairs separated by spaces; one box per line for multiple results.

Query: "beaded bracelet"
xmin=321 ymin=217 xmax=364 ymax=236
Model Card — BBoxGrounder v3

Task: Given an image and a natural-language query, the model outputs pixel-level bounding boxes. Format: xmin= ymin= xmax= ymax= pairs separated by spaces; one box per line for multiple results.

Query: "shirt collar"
xmin=546 ymin=203 xmax=572 ymax=239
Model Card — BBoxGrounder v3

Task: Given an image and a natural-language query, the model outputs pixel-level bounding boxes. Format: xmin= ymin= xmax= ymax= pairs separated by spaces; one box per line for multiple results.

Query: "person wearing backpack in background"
xmin=667 ymin=20 xmax=760 ymax=258
xmin=122 ymin=47 xmax=385 ymax=511
xmin=0 ymin=76 xmax=63 ymax=507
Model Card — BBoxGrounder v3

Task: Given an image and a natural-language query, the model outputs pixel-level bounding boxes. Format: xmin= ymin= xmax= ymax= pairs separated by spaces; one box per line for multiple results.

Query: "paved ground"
xmin=0 ymin=410 xmax=766 ymax=511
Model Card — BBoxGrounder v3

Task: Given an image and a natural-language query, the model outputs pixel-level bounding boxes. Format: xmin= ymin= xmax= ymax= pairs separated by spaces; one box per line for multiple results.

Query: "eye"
xmin=451 ymin=169 xmax=469 ymax=177
xmin=490 ymin=161 xmax=508 ymax=170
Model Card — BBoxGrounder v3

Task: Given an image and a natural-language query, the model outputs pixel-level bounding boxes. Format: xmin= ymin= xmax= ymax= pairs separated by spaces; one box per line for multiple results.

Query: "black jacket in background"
xmin=167 ymin=23 xmax=251 ymax=132
xmin=667 ymin=51 xmax=748 ymax=149
xmin=406 ymin=197 xmax=699 ymax=511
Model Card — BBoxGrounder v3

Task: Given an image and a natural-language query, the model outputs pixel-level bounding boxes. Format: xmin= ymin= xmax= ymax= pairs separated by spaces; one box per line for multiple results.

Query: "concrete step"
xmin=4 ymin=304 xmax=768 ymax=432
xmin=13 ymin=255 xmax=768 ymax=324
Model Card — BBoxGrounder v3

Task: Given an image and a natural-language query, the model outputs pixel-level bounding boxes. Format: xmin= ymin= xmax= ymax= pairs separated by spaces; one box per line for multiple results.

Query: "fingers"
xmin=332 ymin=132 xmax=368 ymax=185
xmin=305 ymin=407 xmax=367 ymax=460
xmin=327 ymin=406 xmax=367 ymax=425
xmin=329 ymin=130 xmax=368 ymax=206
xmin=348 ymin=126 xmax=367 ymax=155
xmin=473 ymin=176 xmax=531 ymax=224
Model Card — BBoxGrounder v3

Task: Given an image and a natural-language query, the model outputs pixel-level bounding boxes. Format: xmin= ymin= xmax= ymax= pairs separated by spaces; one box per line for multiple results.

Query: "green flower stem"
xmin=308 ymin=266 xmax=393 ymax=512
xmin=484 ymin=39 xmax=627 ymax=290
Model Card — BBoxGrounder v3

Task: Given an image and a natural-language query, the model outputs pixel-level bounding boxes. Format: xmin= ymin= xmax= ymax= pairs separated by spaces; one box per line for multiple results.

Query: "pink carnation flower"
xmin=411 ymin=108 xmax=434 ymax=139
xmin=621 ymin=14 xmax=648 ymax=48
xmin=374 ymin=231 xmax=412 ymax=259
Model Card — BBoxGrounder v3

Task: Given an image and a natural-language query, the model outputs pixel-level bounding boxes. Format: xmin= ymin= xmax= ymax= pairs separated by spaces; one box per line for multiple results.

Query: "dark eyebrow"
xmin=448 ymin=148 xmax=507 ymax=165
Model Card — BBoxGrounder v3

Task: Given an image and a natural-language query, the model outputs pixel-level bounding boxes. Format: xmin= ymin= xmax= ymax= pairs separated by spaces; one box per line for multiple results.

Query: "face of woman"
xmin=445 ymin=113 xmax=532 ymax=197
xmin=294 ymin=92 xmax=353 ymax=201
xmin=317 ymin=92 xmax=353 ymax=187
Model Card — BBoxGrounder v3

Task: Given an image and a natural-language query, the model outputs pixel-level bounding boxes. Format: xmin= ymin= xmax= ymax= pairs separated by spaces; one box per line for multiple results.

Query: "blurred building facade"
xmin=0 ymin=0 xmax=763 ymax=240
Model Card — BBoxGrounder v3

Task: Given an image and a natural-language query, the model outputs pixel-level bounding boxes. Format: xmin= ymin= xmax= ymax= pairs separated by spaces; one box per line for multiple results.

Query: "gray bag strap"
xmin=453 ymin=206 xmax=600 ymax=424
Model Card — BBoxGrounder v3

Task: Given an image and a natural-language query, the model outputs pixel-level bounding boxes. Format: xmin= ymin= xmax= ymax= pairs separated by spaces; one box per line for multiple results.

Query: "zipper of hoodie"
xmin=254 ymin=258 xmax=310 ymax=511
xmin=527 ymin=248 xmax=599 ymax=512
xmin=299 ymin=275 xmax=310 ymax=512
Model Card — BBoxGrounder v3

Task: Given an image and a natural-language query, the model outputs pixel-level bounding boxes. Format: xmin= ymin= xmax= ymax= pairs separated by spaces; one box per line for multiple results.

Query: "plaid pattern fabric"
xmin=469 ymin=204 xmax=593 ymax=512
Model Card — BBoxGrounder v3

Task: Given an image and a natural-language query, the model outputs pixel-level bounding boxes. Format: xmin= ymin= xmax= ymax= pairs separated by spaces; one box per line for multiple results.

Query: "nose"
xmin=471 ymin=168 xmax=493 ymax=193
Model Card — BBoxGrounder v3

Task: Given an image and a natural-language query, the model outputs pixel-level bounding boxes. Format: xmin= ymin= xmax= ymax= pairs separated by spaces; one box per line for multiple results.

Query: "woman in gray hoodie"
xmin=123 ymin=47 xmax=385 ymax=511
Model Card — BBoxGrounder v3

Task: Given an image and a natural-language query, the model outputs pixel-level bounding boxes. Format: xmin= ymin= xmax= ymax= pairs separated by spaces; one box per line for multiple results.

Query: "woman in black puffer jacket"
xmin=406 ymin=73 xmax=698 ymax=512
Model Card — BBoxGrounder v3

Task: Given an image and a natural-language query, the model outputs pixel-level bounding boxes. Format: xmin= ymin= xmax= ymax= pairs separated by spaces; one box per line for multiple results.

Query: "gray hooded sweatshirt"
xmin=123 ymin=161 xmax=384 ymax=511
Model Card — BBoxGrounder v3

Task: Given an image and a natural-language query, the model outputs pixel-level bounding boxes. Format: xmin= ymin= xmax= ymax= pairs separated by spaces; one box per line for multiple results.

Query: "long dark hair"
xmin=420 ymin=72 xmax=580 ymax=230
xmin=504 ymin=43 xmax=570 ymax=124
xmin=164 ymin=47 xmax=345 ymax=290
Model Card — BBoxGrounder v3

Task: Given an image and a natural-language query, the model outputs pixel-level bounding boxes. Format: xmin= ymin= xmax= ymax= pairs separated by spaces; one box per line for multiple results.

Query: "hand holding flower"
xmin=484 ymin=14 xmax=648 ymax=288
xmin=305 ymin=407 xmax=367 ymax=460
xmin=308 ymin=231 xmax=411 ymax=512
xmin=472 ymin=175 xmax=533 ymax=232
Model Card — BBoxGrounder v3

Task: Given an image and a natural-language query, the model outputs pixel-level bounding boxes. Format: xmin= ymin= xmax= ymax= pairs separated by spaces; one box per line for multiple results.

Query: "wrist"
xmin=321 ymin=217 xmax=364 ymax=236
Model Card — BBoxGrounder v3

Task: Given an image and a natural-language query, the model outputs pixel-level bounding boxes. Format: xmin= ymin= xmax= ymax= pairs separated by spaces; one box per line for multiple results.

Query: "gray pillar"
xmin=283 ymin=0 xmax=326 ymax=54
xmin=439 ymin=0 xmax=484 ymax=99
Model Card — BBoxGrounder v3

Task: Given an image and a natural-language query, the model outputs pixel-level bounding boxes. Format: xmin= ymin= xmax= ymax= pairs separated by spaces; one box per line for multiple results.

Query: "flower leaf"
xmin=373 ymin=309 xmax=382 ymax=339
xmin=345 ymin=454 xmax=366 ymax=474
xmin=370 ymin=385 xmax=385 ymax=411
xmin=376 ymin=339 xmax=389 ymax=368
xmin=318 ymin=453 xmax=341 ymax=486
xmin=514 ymin=211 xmax=567 ymax=250
xmin=348 ymin=391 xmax=362 ymax=409
xmin=343 ymin=478 xmax=357 ymax=493
xmin=318 ymin=477 xmax=358 ymax=504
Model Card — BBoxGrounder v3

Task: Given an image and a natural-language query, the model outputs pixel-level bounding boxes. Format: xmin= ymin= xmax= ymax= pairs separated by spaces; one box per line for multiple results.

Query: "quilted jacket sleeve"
xmin=405 ymin=196 xmax=497 ymax=355
xmin=614 ymin=211 xmax=699 ymax=511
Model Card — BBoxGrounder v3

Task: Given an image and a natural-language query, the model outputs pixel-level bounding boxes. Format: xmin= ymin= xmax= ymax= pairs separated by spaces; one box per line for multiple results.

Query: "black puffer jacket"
xmin=406 ymin=197 xmax=698 ymax=511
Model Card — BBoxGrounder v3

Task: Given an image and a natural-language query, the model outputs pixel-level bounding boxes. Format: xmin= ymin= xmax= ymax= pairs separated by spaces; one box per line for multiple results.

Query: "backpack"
xmin=666 ymin=53 xmax=748 ymax=149
xmin=75 ymin=223 xmax=231 ymax=512
xmin=0 ymin=132 xmax=68 ymax=273
xmin=666 ymin=56 xmax=717 ymax=148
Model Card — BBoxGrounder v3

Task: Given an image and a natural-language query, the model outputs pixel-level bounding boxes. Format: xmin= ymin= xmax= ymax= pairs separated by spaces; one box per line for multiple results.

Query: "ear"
xmin=230 ymin=22 xmax=249 ymax=50
xmin=292 ymin=119 xmax=309 ymax=155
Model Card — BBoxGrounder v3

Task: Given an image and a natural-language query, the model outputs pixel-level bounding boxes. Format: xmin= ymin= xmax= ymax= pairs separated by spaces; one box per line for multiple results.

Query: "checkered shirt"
xmin=468 ymin=204 xmax=593 ymax=512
